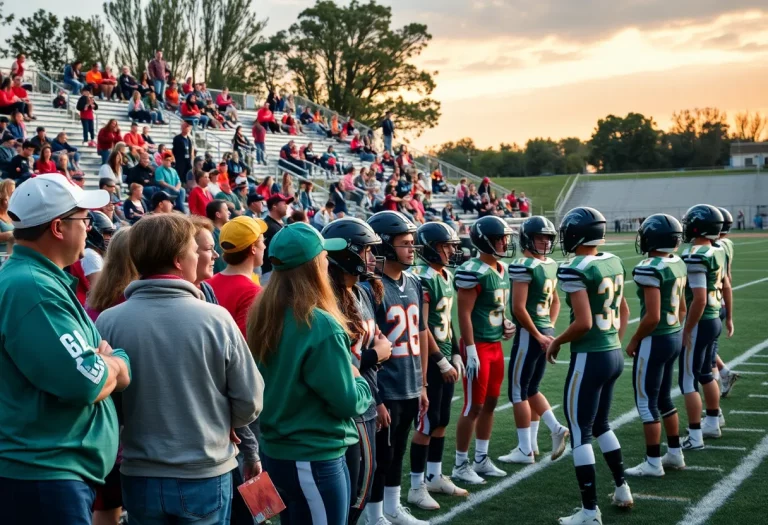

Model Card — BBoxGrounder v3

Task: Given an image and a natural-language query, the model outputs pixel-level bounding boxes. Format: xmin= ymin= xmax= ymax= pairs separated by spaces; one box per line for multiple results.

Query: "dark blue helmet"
xmin=559 ymin=207 xmax=606 ymax=255
xmin=367 ymin=211 xmax=420 ymax=265
xmin=636 ymin=214 xmax=683 ymax=254
xmin=322 ymin=217 xmax=383 ymax=279
xmin=682 ymin=204 xmax=723 ymax=243
xmin=416 ymin=222 xmax=462 ymax=267
xmin=519 ymin=216 xmax=557 ymax=255
xmin=470 ymin=216 xmax=515 ymax=259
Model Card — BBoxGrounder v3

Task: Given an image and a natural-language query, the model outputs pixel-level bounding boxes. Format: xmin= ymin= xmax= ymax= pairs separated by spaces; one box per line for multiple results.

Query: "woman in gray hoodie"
xmin=96 ymin=213 xmax=264 ymax=524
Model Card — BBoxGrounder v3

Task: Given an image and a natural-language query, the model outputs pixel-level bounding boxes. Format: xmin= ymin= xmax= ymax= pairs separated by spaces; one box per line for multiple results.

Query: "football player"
xmin=498 ymin=216 xmax=569 ymax=465
xmin=407 ymin=222 xmax=467 ymax=511
xmin=624 ymin=214 xmax=688 ymax=477
xmin=679 ymin=204 xmax=728 ymax=450
xmin=323 ymin=218 xmax=393 ymax=525
xmin=547 ymin=207 xmax=633 ymax=525
xmin=452 ymin=216 xmax=516 ymax=485
xmin=714 ymin=207 xmax=738 ymax=398
xmin=364 ymin=211 xmax=430 ymax=525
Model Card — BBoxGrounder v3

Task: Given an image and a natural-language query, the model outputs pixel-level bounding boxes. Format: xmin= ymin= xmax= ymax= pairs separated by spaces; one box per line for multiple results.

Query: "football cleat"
xmin=384 ymin=504 xmax=429 ymax=525
xmin=425 ymin=474 xmax=468 ymax=496
xmin=720 ymin=371 xmax=739 ymax=398
xmin=533 ymin=442 xmax=540 ymax=456
xmin=498 ymin=447 xmax=535 ymax=464
xmin=718 ymin=408 xmax=726 ymax=428
xmin=701 ymin=420 xmax=722 ymax=439
xmin=551 ymin=426 xmax=570 ymax=460
xmin=558 ymin=507 xmax=603 ymax=525
xmin=610 ymin=482 xmax=634 ymax=508
xmin=407 ymin=484 xmax=439 ymax=510
xmin=369 ymin=518 xmax=393 ymax=525
xmin=473 ymin=455 xmax=507 ymax=477
xmin=625 ymin=459 xmax=664 ymax=477
xmin=451 ymin=461 xmax=486 ymax=485
xmin=681 ymin=435 xmax=705 ymax=451
xmin=661 ymin=452 xmax=686 ymax=469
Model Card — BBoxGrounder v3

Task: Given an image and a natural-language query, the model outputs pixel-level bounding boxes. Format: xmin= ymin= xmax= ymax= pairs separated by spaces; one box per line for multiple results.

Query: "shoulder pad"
xmin=557 ymin=266 xmax=584 ymax=282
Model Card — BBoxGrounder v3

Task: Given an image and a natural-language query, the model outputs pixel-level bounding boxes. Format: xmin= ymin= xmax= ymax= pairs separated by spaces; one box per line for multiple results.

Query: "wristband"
xmin=436 ymin=357 xmax=453 ymax=374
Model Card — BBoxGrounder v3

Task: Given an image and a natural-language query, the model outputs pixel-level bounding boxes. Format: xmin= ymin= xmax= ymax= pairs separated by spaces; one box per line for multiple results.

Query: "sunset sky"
xmin=5 ymin=1 xmax=768 ymax=149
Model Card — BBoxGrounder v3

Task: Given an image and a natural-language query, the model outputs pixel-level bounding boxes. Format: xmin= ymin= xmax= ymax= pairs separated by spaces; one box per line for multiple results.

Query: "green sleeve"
xmin=6 ymin=302 xmax=109 ymax=405
xmin=302 ymin=328 xmax=372 ymax=419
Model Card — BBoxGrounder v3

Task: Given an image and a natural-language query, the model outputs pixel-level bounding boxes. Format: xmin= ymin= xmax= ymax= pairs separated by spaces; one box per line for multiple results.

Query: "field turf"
xmin=397 ymin=235 xmax=768 ymax=525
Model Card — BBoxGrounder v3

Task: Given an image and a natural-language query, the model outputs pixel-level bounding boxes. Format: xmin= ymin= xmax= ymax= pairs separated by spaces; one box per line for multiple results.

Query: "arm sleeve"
xmin=9 ymin=301 xmax=110 ymax=404
xmin=455 ymin=269 xmax=480 ymax=290
xmin=233 ymin=424 xmax=259 ymax=463
xmin=81 ymin=250 xmax=104 ymax=276
xmin=415 ymin=277 xmax=426 ymax=332
xmin=225 ymin=330 xmax=264 ymax=429
xmin=682 ymin=253 xmax=708 ymax=276
xmin=688 ymin=272 xmax=706 ymax=289
xmin=302 ymin=329 xmax=373 ymax=419
xmin=557 ymin=266 xmax=587 ymax=293
xmin=632 ymin=267 xmax=660 ymax=288
xmin=508 ymin=263 xmax=533 ymax=283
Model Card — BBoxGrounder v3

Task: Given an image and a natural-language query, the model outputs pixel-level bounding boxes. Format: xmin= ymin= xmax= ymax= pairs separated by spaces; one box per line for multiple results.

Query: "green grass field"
xmin=397 ymin=235 xmax=768 ymax=525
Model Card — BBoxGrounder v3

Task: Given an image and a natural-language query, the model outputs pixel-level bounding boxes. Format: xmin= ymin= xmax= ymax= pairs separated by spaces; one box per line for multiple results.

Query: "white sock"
xmin=367 ymin=501 xmax=383 ymax=520
xmin=383 ymin=486 xmax=400 ymax=516
xmin=426 ymin=461 xmax=442 ymax=481
xmin=689 ymin=428 xmax=703 ymax=442
xmin=530 ymin=421 xmax=540 ymax=448
xmin=517 ymin=427 xmax=532 ymax=455
xmin=410 ymin=472 xmax=424 ymax=489
xmin=721 ymin=366 xmax=731 ymax=377
xmin=668 ymin=447 xmax=682 ymax=456
xmin=705 ymin=415 xmax=720 ymax=428
xmin=455 ymin=450 xmax=468 ymax=466
xmin=646 ymin=455 xmax=661 ymax=467
xmin=583 ymin=507 xmax=597 ymax=518
xmin=475 ymin=439 xmax=489 ymax=462
xmin=541 ymin=409 xmax=559 ymax=432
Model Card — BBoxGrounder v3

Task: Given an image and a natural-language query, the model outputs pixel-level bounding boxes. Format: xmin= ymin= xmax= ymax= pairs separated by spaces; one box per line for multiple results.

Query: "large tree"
xmin=0 ymin=3 xmax=15 ymax=59
xmin=276 ymin=0 xmax=440 ymax=134
xmin=5 ymin=10 xmax=67 ymax=73
xmin=525 ymin=138 xmax=565 ymax=176
xmin=63 ymin=16 xmax=113 ymax=69
xmin=103 ymin=0 xmax=147 ymax=74
xmin=588 ymin=113 xmax=665 ymax=172
xmin=667 ymin=108 xmax=730 ymax=168
xmin=207 ymin=0 xmax=266 ymax=89
xmin=244 ymin=33 xmax=289 ymax=98
xmin=734 ymin=111 xmax=766 ymax=143
xmin=144 ymin=0 xmax=188 ymax=80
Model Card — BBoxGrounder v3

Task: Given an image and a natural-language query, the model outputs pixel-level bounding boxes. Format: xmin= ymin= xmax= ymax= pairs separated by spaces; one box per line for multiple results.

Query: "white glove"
xmin=436 ymin=357 xmax=454 ymax=374
xmin=465 ymin=344 xmax=480 ymax=380
xmin=502 ymin=319 xmax=516 ymax=340
xmin=451 ymin=354 xmax=465 ymax=380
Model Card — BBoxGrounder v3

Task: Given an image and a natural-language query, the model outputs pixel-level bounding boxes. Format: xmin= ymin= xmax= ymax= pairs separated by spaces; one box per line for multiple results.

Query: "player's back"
xmin=411 ymin=264 xmax=454 ymax=357
xmin=455 ymin=257 xmax=510 ymax=342
xmin=558 ymin=252 xmax=626 ymax=353
xmin=508 ymin=256 xmax=558 ymax=329
xmin=633 ymin=255 xmax=687 ymax=336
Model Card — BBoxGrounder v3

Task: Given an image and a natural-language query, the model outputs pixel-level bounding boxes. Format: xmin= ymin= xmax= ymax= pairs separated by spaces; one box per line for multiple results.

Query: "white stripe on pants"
xmin=566 ymin=353 xmax=588 ymax=446
xmin=296 ymin=461 xmax=328 ymax=525
xmin=511 ymin=329 xmax=530 ymax=404
xmin=635 ymin=336 xmax=653 ymax=423
xmin=681 ymin=324 xmax=699 ymax=394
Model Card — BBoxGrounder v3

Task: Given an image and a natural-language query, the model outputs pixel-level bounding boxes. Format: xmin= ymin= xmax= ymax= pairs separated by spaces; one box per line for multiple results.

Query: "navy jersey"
xmin=368 ymin=272 xmax=426 ymax=401
xmin=351 ymin=284 xmax=379 ymax=422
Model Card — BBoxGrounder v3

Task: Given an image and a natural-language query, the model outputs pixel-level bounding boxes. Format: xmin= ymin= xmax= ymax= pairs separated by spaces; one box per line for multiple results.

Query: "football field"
xmin=401 ymin=235 xmax=768 ymax=525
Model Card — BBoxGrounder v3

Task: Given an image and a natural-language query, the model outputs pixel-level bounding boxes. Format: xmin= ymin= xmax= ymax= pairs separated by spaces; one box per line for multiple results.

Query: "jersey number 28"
xmin=596 ymin=275 xmax=624 ymax=331
xmin=387 ymin=304 xmax=420 ymax=357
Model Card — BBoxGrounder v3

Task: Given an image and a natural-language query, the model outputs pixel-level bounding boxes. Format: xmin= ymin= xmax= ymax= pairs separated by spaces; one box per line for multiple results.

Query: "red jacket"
xmin=97 ymin=127 xmax=122 ymax=151
xmin=252 ymin=124 xmax=266 ymax=142
xmin=257 ymin=107 xmax=275 ymax=124
xmin=11 ymin=86 xmax=27 ymax=99
xmin=181 ymin=103 xmax=201 ymax=118
xmin=255 ymin=184 xmax=272 ymax=200
xmin=0 ymin=89 xmax=16 ymax=107
xmin=188 ymin=186 xmax=213 ymax=216
xmin=34 ymin=159 xmax=57 ymax=173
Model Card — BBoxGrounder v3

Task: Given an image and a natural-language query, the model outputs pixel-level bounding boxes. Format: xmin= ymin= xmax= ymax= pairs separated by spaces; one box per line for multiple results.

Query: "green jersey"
xmin=455 ymin=258 xmax=510 ymax=342
xmin=508 ymin=256 xmax=558 ymax=329
xmin=719 ymin=238 xmax=734 ymax=276
xmin=411 ymin=265 xmax=454 ymax=358
xmin=558 ymin=253 xmax=626 ymax=353
xmin=633 ymin=255 xmax=687 ymax=336
xmin=682 ymin=244 xmax=726 ymax=321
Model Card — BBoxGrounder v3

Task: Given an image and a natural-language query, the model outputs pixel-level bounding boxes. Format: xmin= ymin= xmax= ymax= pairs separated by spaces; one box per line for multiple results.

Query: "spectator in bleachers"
xmin=95 ymin=213 xmax=263 ymax=525
xmin=431 ymin=169 xmax=448 ymax=194
xmin=188 ymin=170 xmax=214 ymax=217
xmin=300 ymin=106 xmax=326 ymax=135
xmin=164 ymin=79 xmax=180 ymax=111
xmin=29 ymin=126 xmax=52 ymax=156
xmin=118 ymin=66 xmax=140 ymax=101
xmin=150 ymin=190 xmax=173 ymax=214
xmin=140 ymin=126 xmax=157 ymax=153
xmin=206 ymin=199 xmax=231 ymax=273
xmin=246 ymin=193 xmax=266 ymax=219
xmin=54 ymin=90 xmax=68 ymax=109
xmin=289 ymin=209 xmax=309 ymax=224
xmin=63 ymin=60 xmax=84 ymax=94
xmin=477 ymin=193 xmax=496 ymax=218
xmin=281 ymin=108 xmax=300 ymax=134
xmin=123 ymin=122 xmax=147 ymax=154
xmin=329 ymin=182 xmax=348 ymax=218
xmin=517 ymin=191 xmax=531 ymax=217
xmin=381 ymin=150 xmax=395 ymax=169
xmin=0 ymin=115 xmax=14 ymax=145
xmin=380 ymin=111 xmax=395 ymax=153
xmin=185 ymin=156 xmax=205 ymax=191
xmin=396 ymin=144 xmax=414 ymax=170
xmin=340 ymin=166 xmax=356 ymax=193
xmin=153 ymin=144 xmax=167 ymax=166
xmin=313 ymin=200 xmax=335 ymax=229
xmin=299 ymin=180 xmax=319 ymax=216
xmin=478 ymin=176 xmax=491 ymax=196
xmin=361 ymin=135 xmax=377 ymax=162
xmin=456 ymin=177 xmax=468 ymax=202
xmin=126 ymin=152 xmax=157 ymax=198
xmin=0 ymin=79 xmax=27 ymax=119
xmin=228 ymin=151 xmax=248 ymax=180
xmin=349 ymin=131 xmax=362 ymax=154
xmin=97 ymin=119 xmax=122 ymax=164
xmin=102 ymin=66 xmax=119 ymax=101
xmin=409 ymin=192 xmax=426 ymax=224
xmin=442 ymin=201 xmax=460 ymax=231
xmin=266 ymin=90 xmax=278 ymax=112
xmin=148 ymin=49 xmax=167 ymax=101
xmin=216 ymin=179 xmax=244 ymax=217
xmin=252 ymin=121 xmax=267 ymax=165
xmin=55 ymin=152 xmax=71 ymax=179
xmin=382 ymin=183 xmax=403 ymax=212
xmin=11 ymin=77 xmax=34 ymax=119
xmin=143 ymin=91 xmax=167 ymax=125
xmin=99 ymin=178 xmax=124 ymax=218
xmin=343 ymin=117 xmax=356 ymax=137
xmin=217 ymin=87 xmax=239 ymax=122
xmin=283 ymin=93 xmax=296 ymax=115
xmin=329 ymin=114 xmax=342 ymax=140
xmin=189 ymin=215 xmax=219 ymax=301
xmin=128 ymin=90 xmax=153 ymax=124
xmin=197 ymin=82 xmax=214 ymax=107
xmin=257 ymin=102 xmax=281 ymax=134
xmin=85 ymin=226 xmax=136 ymax=322
xmin=137 ymin=72 xmax=152 ymax=97
xmin=155 ymin=152 xmax=186 ymax=212
xmin=0 ymin=179 xmax=14 ymax=254
xmin=51 ymin=132 xmax=80 ymax=169
xmin=462 ymin=183 xmax=480 ymax=214
xmin=182 ymin=76 xmax=194 ymax=95
xmin=321 ymin=144 xmax=340 ymax=173
xmin=75 ymin=86 xmax=98 ymax=147
xmin=85 ymin=63 xmax=106 ymax=100
xmin=33 ymin=145 xmax=56 ymax=174
xmin=99 ymin=149 xmax=123 ymax=184
xmin=181 ymin=94 xmax=208 ymax=129
xmin=10 ymin=53 xmax=25 ymax=82
xmin=7 ymin=140 xmax=34 ymax=184
xmin=279 ymin=139 xmax=308 ymax=174
xmin=232 ymin=126 xmax=253 ymax=156
xmin=505 ymin=189 xmax=517 ymax=211
xmin=255 ymin=176 xmax=273 ymax=200
xmin=206 ymin=170 xmax=223 ymax=197
xmin=261 ymin=194 xmax=293 ymax=283
xmin=301 ymin=142 xmax=320 ymax=168
xmin=279 ymin=172 xmax=295 ymax=199
xmin=217 ymin=161 xmax=232 ymax=187
xmin=173 ymin=122 xmax=195 ymax=186
xmin=123 ymin=183 xmax=147 ymax=224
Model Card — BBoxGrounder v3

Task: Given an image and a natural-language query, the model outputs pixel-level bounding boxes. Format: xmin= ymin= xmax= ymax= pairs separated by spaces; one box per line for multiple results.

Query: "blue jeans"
xmin=255 ymin=142 xmax=265 ymax=163
xmin=121 ymin=472 xmax=233 ymax=525
xmin=98 ymin=149 xmax=110 ymax=165
xmin=153 ymin=79 xmax=165 ymax=101
xmin=66 ymin=79 xmax=84 ymax=95
xmin=262 ymin=453 xmax=350 ymax=525
xmin=164 ymin=187 xmax=187 ymax=212
xmin=81 ymin=119 xmax=94 ymax=142
xmin=150 ymin=110 xmax=163 ymax=124
xmin=384 ymin=134 xmax=393 ymax=153
xmin=0 ymin=476 xmax=96 ymax=525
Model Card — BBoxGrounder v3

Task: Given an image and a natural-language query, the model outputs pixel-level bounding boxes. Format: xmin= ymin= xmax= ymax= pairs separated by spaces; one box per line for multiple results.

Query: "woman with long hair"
xmin=128 ymin=90 xmax=152 ymax=123
xmin=255 ymin=176 xmax=273 ymax=200
xmin=99 ymin=149 xmax=123 ymax=184
xmin=248 ymin=222 xmax=373 ymax=525
xmin=33 ymin=145 xmax=56 ymax=173
xmin=97 ymin=119 xmax=122 ymax=164
xmin=0 ymin=179 xmax=15 ymax=255
xmin=323 ymin=218 xmax=390 ymax=525
xmin=86 ymin=227 xmax=137 ymax=320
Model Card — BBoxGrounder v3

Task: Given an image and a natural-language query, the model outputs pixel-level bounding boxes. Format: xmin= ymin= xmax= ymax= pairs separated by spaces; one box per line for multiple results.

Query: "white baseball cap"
xmin=9 ymin=174 xmax=110 ymax=229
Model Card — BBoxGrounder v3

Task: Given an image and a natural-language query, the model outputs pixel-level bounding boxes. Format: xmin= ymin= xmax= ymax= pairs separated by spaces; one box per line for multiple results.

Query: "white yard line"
xmin=730 ymin=410 xmax=768 ymax=415
xmin=762 ymin=381 xmax=768 ymax=386
xmin=751 ymin=355 xmax=768 ymax=358
xmin=738 ymin=362 xmax=768 ymax=367
xmin=676 ymin=433 xmax=768 ymax=525
xmin=731 ymin=370 xmax=768 ymax=375
xmin=722 ymin=427 xmax=766 ymax=433
xmin=732 ymin=276 xmax=768 ymax=290
xmin=748 ymin=394 xmax=768 ymax=399
xmin=430 ymin=336 xmax=768 ymax=524
xmin=705 ymin=445 xmax=749 ymax=451
xmin=685 ymin=465 xmax=724 ymax=472
xmin=634 ymin=493 xmax=691 ymax=503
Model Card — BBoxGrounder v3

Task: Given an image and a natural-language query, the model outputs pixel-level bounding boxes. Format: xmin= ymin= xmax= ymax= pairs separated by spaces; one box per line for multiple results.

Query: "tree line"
xmin=0 ymin=0 xmax=439 ymax=133
xmin=432 ymin=109 xmax=767 ymax=178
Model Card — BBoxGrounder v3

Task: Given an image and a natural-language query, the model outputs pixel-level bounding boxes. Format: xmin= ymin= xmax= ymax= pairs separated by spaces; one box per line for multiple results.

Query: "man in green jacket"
xmin=0 ymin=174 xmax=132 ymax=525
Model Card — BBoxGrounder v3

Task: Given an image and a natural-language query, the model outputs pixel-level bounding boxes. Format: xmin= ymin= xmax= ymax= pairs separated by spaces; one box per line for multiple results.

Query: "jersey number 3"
xmin=596 ymin=275 xmax=624 ymax=331
xmin=387 ymin=304 xmax=420 ymax=357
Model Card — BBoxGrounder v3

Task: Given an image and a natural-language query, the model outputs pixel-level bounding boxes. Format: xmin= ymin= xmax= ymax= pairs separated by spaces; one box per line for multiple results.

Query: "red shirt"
xmin=69 ymin=261 xmax=89 ymax=306
xmin=383 ymin=194 xmax=398 ymax=211
xmin=182 ymin=82 xmax=194 ymax=94
xmin=188 ymin=186 xmax=213 ymax=216
xmin=206 ymin=273 xmax=261 ymax=336
xmin=11 ymin=86 xmax=27 ymax=99
xmin=518 ymin=198 xmax=530 ymax=213
xmin=97 ymin=127 xmax=122 ymax=151
xmin=181 ymin=103 xmax=201 ymax=117
xmin=124 ymin=132 xmax=146 ymax=149
xmin=0 ymin=89 xmax=16 ymax=107
xmin=255 ymin=184 xmax=271 ymax=200
xmin=34 ymin=159 xmax=56 ymax=173
xmin=252 ymin=124 xmax=266 ymax=142
xmin=257 ymin=107 xmax=274 ymax=124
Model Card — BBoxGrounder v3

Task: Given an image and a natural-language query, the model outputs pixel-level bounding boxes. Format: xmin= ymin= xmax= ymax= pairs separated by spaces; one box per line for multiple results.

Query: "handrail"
xmin=35 ymin=70 xmax=80 ymax=124
xmin=555 ymin=173 xmax=581 ymax=221
xmin=553 ymin=175 xmax=573 ymax=212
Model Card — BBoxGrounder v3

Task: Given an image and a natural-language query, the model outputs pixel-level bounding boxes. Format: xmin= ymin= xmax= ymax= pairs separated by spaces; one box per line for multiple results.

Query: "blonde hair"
xmin=0 ymin=179 xmax=15 ymax=211
xmin=189 ymin=215 xmax=214 ymax=235
xmin=129 ymin=214 xmax=195 ymax=276
xmin=87 ymin=227 xmax=138 ymax=312
xmin=247 ymin=255 xmax=349 ymax=364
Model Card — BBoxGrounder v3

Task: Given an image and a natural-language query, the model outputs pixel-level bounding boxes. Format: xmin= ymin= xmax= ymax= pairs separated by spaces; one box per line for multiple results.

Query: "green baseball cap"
xmin=269 ymin=222 xmax=348 ymax=271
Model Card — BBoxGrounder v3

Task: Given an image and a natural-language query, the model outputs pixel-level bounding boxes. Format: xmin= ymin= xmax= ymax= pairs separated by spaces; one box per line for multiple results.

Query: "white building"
xmin=730 ymin=142 xmax=768 ymax=168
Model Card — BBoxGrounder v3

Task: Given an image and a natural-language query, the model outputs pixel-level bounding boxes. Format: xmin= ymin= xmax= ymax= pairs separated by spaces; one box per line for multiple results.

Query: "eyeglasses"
xmin=61 ymin=216 xmax=93 ymax=229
